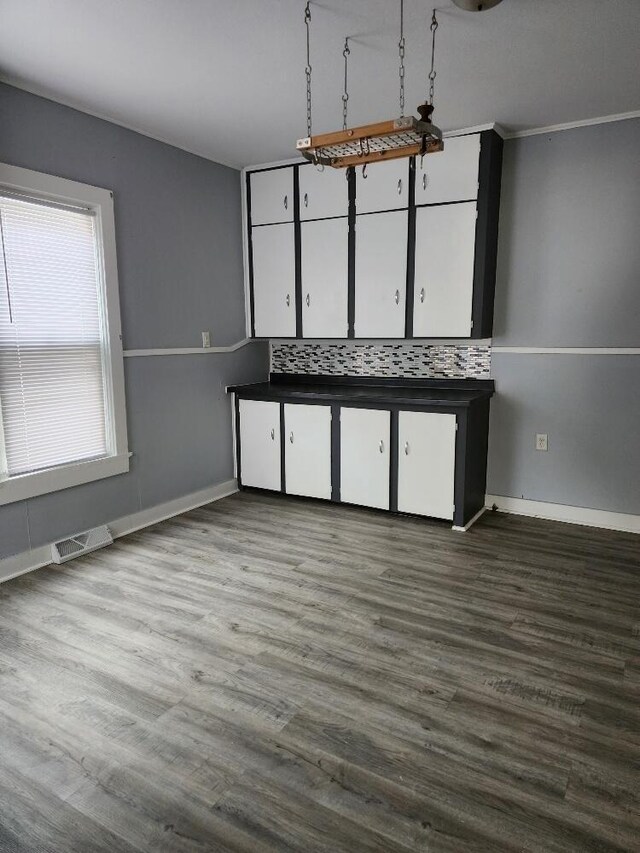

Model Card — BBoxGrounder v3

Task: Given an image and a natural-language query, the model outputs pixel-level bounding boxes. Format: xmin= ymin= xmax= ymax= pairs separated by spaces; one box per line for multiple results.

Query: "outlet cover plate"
xmin=536 ymin=433 xmax=548 ymax=451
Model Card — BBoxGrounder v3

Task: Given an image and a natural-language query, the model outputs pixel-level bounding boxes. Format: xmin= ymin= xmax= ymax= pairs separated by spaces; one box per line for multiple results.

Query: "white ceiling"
xmin=1 ymin=0 xmax=639 ymax=169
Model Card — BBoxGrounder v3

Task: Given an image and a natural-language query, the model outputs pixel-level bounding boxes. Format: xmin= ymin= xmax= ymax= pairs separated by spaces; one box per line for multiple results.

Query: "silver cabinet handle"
xmin=284 ymin=194 xmax=288 ymax=210
xmin=379 ymin=440 xmax=384 ymax=454
xmin=286 ymin=293 xmax=290 ymax=307
xmin=422 ymin=173 xmax=428 ymax=191
xmin=404 ymin=441 xmax=410 ymax=455
xmin=289 ymin=432 xmax=294 ymax=444
xmin=394 ymin=289 xmax=400 ymax=305
xmin=304 ymin=192 xmax=308 ymax=207
xmin=397 ymin=178 xmax=402 ymax=195
xmin=270 ymin=428 xmax=275 ymax=440
xmin=420 ymin=287 xmax=425 ymax=303
xmin=306 ymin=293 xmax=310 ymax=308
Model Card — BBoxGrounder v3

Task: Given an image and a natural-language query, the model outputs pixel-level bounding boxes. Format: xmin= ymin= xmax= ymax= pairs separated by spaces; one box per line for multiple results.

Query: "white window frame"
xmin=0 ymin=162 xmax=129 ymax=506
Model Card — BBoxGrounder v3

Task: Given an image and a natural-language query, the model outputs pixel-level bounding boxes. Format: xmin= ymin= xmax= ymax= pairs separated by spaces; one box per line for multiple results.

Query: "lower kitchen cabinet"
xmin=238 ymin=399 xmax=281 ymax=491
xmin=397 ymin=411 xmax=457 ymax=520
xmin=340 ymin=407 xmax=390 ymax=510
xmin=232 ymin=378 xmax=493 ymax=529
xmin=283 ymin=403 xmax=332 ymax=500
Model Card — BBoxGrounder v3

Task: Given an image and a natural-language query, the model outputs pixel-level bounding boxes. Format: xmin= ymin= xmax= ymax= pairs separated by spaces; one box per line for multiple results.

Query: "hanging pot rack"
xmin=296 ymin=2 xmax=444 ymax=168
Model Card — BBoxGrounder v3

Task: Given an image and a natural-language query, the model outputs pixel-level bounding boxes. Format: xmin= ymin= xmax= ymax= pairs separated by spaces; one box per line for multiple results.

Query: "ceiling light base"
xmin=451 ymin=0 xmax=504 ymax=10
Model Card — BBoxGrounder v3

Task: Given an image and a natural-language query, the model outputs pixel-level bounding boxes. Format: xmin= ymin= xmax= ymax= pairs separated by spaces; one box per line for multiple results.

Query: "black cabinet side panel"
xmin=293 ymin=165 xmax=303 ymax=337
xmin=463 ymin=398 xmax=491 ymax=524
xmin=347 ymin=166 xmax=356 ymax=338
xmin=331 ymin=403 xmax=341 ymax=502
xmin=235 ymin=394 xmax=243 ymax=487
xmin=453 ymin=411 xmax=468 ymax=528
xmin=279 ymin=403 xmax=287 ymax=493
xmin=405 ymin=157 xmax=417 ymax=338
xmin=246 ymin=173 xmax=256 ymax=338
xmin=472 ymin=130 xmax=503 ymax=338
xmin=390 ymin=409 xmax=399 ymax=512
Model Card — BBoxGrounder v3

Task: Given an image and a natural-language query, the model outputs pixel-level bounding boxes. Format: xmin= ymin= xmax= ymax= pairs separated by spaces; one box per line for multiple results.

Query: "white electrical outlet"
xmin=201 ymin=331 xmax=211 ymax=348
xmin=536 ymin=433 xmax=548 ymax=451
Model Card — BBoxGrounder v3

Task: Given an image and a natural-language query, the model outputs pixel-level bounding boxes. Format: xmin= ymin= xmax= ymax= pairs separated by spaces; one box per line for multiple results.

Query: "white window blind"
xmin=0 ymin=192 xmax=109 ymax=478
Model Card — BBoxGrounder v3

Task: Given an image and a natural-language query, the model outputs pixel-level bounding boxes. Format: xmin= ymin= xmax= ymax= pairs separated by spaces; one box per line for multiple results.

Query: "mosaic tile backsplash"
xmin=271 ymin=342 xmax=491 ymax=380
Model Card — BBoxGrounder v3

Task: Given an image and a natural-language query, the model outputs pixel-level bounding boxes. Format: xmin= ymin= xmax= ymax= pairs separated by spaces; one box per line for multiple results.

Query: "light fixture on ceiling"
xmin=296 ymin=1 xmax=444 ymax=169
xmin=451 ymin=0 xmax=503 ymax=10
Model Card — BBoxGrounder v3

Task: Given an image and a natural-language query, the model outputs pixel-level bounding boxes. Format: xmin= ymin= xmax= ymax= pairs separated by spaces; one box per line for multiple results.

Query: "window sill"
xmin=0 ymin=453 xmax=130 ymax=506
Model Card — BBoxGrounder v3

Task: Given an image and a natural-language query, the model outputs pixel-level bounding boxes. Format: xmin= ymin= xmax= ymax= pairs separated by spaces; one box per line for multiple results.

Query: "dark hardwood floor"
xmin=0 ymin=491 xmax=639 ymax=852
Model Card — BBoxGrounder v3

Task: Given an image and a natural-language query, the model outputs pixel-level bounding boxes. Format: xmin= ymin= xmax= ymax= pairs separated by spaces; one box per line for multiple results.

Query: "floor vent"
xmin=51 ymin=525 xmax=113 ymax=564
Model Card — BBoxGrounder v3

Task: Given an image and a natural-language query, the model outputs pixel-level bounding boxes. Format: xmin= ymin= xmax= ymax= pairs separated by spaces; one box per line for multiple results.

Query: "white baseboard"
xmin=485 ymin=494 xmax=640 ymax=535
xmin=0 ymin=478 xmax=238 ymax=585
xmin=452 ymin=506 xmax=487 ymax=533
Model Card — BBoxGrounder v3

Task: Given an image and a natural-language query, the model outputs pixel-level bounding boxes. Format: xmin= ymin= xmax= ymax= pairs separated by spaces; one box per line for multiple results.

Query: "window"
xmin=0 ymin=163 xmax=128 ymax=505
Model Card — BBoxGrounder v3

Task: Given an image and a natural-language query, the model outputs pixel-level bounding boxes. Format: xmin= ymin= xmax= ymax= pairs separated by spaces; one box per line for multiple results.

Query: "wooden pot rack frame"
xmin=296 ymin=115 xmax=444 ymax=169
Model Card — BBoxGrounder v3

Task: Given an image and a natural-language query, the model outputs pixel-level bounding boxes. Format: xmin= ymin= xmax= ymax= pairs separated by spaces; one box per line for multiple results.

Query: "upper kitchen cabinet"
xmin=251 ymin=223 xmax=296 ymax=337
xmin=354 ymin=210 xmax=408 ymax=338
xmin=415 ymin=133 xmax=481 ymax=204
xmin=299 ymin=163 xmax=349 ymax=220
xmin=245 ymin=127 xmax=502 ymax=340
xmin=413 ymin=203 xmax=477 ymax=337
xmin=356 ymin=159 xmax=409 ymax=214
xmin=249 ymin=167 xmax=294 ymax=225
xmin=301 ymin=218 xmax=349 ymax=338
xmin=412 ymin=129 xmax=503 ymax=339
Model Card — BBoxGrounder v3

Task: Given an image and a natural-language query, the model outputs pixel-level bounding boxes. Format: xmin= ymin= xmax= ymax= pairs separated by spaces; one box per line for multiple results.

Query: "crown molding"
xmin=504 ymin=109 xmax=640 ymax=139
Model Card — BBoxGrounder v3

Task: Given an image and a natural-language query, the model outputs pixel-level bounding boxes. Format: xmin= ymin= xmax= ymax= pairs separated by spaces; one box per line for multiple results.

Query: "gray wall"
xmin=488 ymin=118 xmax=640 ymax=513
xmin=0 ymin=83 xmax=269 ymax=560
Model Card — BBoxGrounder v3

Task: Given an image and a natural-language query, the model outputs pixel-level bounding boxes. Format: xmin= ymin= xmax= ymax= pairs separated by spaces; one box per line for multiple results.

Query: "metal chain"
xmin=398 ymin=0 xmax=405 ymax=116
xmin=428 ymin=9 xmax=438 ymax=106
xmin=305 ymin=1 xmax=312 ymax=137
xmin=342 ymin=37 xmax=350 ymax=130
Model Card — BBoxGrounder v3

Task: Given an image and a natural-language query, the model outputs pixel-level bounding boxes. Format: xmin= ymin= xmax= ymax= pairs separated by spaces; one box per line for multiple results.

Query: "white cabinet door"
xmin=340 ymin=408 xmax=390 ymax=510
xmin=239 ymin=400 xmax=281 ymax=491
xmin=356 ymin=159 xmax=409 ymax=214
xmin=284 ymin=404 xmax=332 ymax=499
xmin=299 ymin=164 xmax=349 ymax=221
xmin=301 ymin=218 xmax=349 ymax=338
xmin=415 ymin=134 xmax=481 ymax=205
xmin=249 ymin=167 xmax=294 ymax=225
xmin=252 ymin=223 xmax=296 ymax=337
xmin=354 ymin=210 xmax=407 ymax=338
xmin=397 ymin=411 xmax=456 ymax=520
xmin=413 ymin=203 xmax=476 ymax=338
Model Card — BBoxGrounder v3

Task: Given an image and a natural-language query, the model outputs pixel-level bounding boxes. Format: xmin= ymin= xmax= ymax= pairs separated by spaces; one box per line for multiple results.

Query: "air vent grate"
xmin=51 ymin=525 xmax=113 ymax=564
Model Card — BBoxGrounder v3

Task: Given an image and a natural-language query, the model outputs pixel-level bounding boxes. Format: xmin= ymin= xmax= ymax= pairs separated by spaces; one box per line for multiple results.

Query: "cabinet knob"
xmin=404 ymin=441 xmax=410 ymax=455
xmin=397 ymin=178 xmax=402 ymax=195
xmin=284 ymin=194 xmax=288 ymax=210
xmin=270 ymin=428 xmax=275 ymax=440
xmin=306 ymin=293 xmax=310 ymax=308
xmin=420 ymin=287 xmax=425 ymax=303
xmin=379 ymin=440 xmax=385 ymax=454
xmin=289 ymin=431 xmax=294 ymax=444
xmin=422 ymin=173 xmax=428 ymax=191
xmin=286 ymin=293 xmax=290 ymax=307
xmin=394 ymin=289 xmax=400 ymax=305
xmin=304 ymin=192 xmax=309 ymax=207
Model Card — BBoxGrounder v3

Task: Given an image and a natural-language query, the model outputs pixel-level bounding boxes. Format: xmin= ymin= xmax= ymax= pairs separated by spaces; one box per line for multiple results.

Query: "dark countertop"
xmin=227 ymin=376 xmax=494 ymax=409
